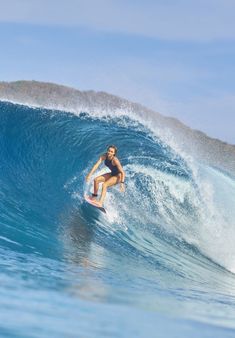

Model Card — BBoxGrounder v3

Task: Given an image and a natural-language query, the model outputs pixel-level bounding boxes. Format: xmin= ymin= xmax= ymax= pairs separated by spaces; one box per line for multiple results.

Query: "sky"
xmin=0 ymin=0 xmax=234 ymax=144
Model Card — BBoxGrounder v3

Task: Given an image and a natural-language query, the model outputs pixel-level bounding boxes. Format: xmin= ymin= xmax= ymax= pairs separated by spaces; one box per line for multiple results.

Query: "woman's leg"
xmin=93 ymin=173 xmax=111 ymax=198
xmin=98 ymin=174 xmax=121 ymax=206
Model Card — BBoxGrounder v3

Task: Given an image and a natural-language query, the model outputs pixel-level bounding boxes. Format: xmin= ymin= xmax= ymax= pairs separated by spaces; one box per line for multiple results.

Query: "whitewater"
xmin=0 ymin=85 xmax=235 ymax=337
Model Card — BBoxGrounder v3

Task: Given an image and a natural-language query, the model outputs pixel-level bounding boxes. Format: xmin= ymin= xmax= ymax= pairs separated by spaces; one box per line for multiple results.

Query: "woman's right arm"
xmin=86 ymin=155 xmax=105 ymax=182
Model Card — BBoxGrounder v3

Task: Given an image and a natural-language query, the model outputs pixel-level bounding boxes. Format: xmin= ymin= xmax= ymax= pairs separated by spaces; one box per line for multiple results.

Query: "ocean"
xmin=0 ymin=99 xmax=235 ymax=338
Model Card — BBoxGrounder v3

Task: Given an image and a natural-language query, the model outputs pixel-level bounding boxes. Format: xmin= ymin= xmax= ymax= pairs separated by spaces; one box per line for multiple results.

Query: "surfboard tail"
xmin=84 ymin=195 xmax=106 ymax=213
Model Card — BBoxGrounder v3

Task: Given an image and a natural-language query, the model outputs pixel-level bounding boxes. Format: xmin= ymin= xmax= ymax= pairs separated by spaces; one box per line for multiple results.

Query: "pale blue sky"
xmin=0 ymin=0 xmax=234 ymax=144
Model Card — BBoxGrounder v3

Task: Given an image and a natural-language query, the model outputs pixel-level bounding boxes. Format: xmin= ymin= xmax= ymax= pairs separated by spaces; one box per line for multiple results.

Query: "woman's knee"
xmin=94 ymin=176 xmax=102 ymax=183
xmin=102 ymin=182 xmax=110 ymax=189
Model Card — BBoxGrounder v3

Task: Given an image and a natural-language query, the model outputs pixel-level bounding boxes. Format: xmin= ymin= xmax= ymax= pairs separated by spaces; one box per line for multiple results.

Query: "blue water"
xmin=1 ymin=100 xmax=235 ymax=338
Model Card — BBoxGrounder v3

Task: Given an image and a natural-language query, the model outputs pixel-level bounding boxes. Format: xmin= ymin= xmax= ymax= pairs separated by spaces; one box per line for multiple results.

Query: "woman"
xmin=86 ymin=145 xmax=125 ymax=207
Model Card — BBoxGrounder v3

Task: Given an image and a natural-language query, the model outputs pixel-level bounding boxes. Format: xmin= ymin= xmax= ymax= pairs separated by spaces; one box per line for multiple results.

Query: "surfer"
xmin=86 ymin=145 xmax=125 ymax=207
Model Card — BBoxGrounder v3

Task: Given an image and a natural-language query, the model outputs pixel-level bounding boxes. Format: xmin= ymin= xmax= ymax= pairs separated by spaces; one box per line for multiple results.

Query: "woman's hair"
xmin=107 ymin=144 xmax=118 ymax=155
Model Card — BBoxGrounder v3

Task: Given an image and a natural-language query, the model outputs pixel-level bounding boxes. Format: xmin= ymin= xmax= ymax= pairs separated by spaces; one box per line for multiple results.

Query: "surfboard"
xmin=84 ymin=195 xmax=106 ymax=213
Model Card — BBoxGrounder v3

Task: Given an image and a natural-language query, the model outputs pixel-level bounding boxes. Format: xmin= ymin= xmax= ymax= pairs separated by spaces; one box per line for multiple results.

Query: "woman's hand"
xmin=120 ymin=182 xmax=125 ymax=192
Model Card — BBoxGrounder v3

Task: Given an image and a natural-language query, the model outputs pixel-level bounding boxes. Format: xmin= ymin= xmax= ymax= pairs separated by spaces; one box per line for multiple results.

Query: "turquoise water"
xmin=0 ymin=101 xmax=235 ymax=337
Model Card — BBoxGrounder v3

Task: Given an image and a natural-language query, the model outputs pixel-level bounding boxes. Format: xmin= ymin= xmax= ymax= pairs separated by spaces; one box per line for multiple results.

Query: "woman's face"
xmin=107 ymin=147 xmax=116 ymax=159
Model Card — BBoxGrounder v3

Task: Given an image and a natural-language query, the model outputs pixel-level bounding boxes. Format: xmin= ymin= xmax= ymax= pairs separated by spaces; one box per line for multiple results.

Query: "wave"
xmin=0 ymin=87 xmax=235 ymax=335
xmin=1 ymin=99 xmax=234 ymax=271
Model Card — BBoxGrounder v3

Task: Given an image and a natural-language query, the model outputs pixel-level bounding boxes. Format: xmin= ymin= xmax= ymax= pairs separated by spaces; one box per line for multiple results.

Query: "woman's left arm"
xmin=114 ymin=158 xmax=125 ymax=192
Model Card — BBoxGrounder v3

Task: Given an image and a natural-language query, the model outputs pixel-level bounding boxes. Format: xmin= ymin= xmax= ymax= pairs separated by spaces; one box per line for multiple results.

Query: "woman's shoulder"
xmin=112 ymin=156 xmax=120 ymax=164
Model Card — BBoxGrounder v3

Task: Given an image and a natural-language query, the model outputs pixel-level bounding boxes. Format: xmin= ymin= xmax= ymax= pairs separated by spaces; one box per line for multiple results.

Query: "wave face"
xmin=1 ymin=100 xmax=235 ymax=338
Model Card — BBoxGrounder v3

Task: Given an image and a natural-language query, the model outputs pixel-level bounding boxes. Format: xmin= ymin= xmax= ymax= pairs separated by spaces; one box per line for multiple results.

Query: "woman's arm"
xmin=113 ymin=158 xmax=125 ymax=192
xmin=86 ymin=155 xmax=105 ymax=182
xmin=114 ymin=158 xmax=125 ymax=181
